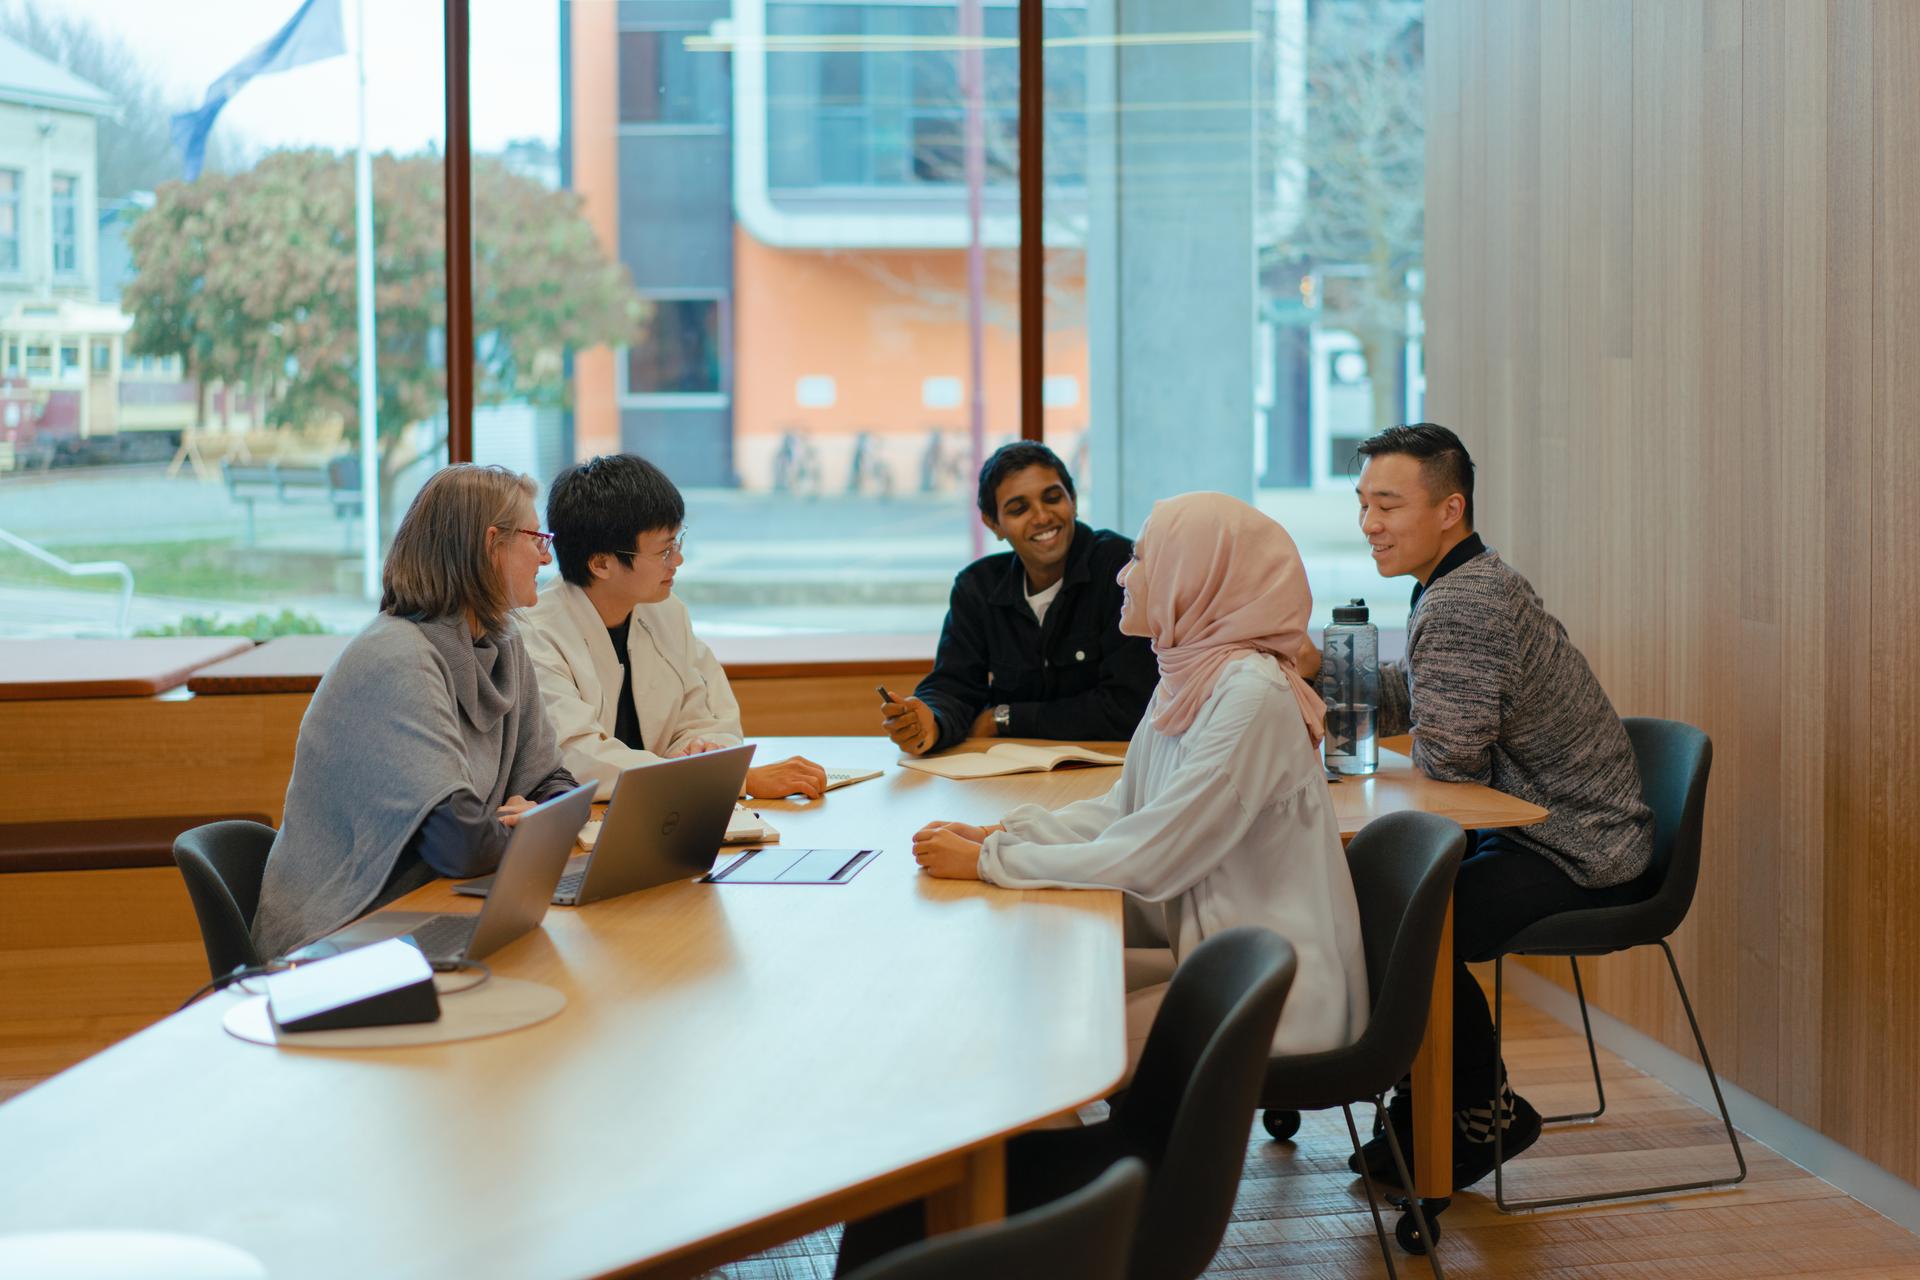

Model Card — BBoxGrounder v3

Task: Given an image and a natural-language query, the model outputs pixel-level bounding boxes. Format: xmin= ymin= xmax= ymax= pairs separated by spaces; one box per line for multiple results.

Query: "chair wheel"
xmin=1395 ymin=1202 xmax=1443 ymax=1255
xmin=1262 ymin=1109 xmax=1302 ymax=1141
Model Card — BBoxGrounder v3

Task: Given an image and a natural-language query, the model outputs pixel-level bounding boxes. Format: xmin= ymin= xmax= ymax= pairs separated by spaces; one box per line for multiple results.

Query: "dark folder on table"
xmin=704 ymin=848 xmax=879 ymax=885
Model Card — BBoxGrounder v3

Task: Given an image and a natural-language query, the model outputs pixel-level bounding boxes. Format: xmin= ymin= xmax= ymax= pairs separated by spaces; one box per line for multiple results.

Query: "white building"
xmin=0 ymin=33 xmax=112 ymax=312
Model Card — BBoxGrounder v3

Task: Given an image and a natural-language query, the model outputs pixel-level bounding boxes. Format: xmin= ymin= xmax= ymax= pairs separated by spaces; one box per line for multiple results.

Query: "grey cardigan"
xmin=251 ymin=613 xmax=569 ymax=958
xmin=1378 ymin=547 xmax=1653 ymax=889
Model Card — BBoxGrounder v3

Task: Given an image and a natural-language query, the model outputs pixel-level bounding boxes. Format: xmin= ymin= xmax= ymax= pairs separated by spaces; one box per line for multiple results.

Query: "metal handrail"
xmin=0 ymin=526 xmax=135 ymax=637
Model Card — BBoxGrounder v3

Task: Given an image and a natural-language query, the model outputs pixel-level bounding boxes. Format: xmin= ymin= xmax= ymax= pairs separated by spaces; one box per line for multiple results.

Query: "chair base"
xmin=1342 ymin=1099 xmax=1447 ymax=1279
xmin=1261 ymin=1108 xmax=1302 ymax=1141
xmin=1492 ymin=942 xmax=1748 ymax=1212
xmin=1541 ymin=955 xmax=1606 ymax=1124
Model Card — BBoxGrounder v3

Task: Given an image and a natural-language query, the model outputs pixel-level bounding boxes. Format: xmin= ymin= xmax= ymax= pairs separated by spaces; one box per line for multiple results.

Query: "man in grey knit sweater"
xmin=1306 ymin=424 xmax=1655 ymax=1191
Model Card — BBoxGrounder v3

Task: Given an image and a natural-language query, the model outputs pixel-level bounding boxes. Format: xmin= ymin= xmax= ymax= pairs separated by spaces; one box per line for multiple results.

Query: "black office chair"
xmin=837 ymin=927 xmax=1298 ymax=1280
xmin=841 ymin=1157 xmax=1146 ymax=1280
xmin=172 ymin=820 xmax=277 ymax=980
xmin=1485 ymin=717 xmax=1747 ymax=1210
xmin=1258 ymin=811 xmax=1465 ymax=1274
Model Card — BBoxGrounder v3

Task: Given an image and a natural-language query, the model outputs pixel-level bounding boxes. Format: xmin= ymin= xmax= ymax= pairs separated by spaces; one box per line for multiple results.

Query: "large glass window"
xmin=50 ymin=174 xmax=79 ymax=275
xmin=0 ymin=1 xmax=447 ymax=641
xmin=466 ymin=2 xmax=1028 ymax=638
xmin=0 ymin=3 xmax=1422 ymax=645
xmin=619 ymin=29 xmax=729 ymax=126
xmin=0 ymin=170 xmax=19 ymax=273
xmin=1049 ymin=0 xmax=1426 ymax=632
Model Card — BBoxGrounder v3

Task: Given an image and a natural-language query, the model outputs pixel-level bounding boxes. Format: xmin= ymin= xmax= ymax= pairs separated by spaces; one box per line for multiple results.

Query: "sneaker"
xmin=1452 ymin=1092 xmax=1543 ymax=1189
xmin=1354 ymin=1090 xmax=1546 ymax=1190
xmin=1348 ymin=1091 xmax=1415 ymax=1182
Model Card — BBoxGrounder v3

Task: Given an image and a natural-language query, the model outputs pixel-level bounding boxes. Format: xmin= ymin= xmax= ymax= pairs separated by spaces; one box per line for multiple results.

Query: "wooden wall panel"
xmin=732 ymin=671 xmax=932 ymax=738
xmin=1430 ymin=0 xmax=1920 ymax=1183
xmin=1820 ymin=0 xmax=1879 ymax=1177
xmin=0 ymin=869 xmax=205 ymax=1097
xmin=0 ymin=695 xmax=308 ymax=827
xmin=1777 ymin=0 xmax=1831 ymax=1129
xmin=1870 ymin=0 xmax=1920 ymax=1177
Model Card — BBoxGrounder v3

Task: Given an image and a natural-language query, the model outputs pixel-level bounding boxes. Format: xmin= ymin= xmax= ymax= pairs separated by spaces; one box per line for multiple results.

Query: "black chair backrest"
xmin=842 ymin=1158 xmax=1147 ymax=1280
xmin=172 ymin=820 xmax=278 ymax=979
xmin=1342 ymin=810 xmax=1468 ymax=1095
xmin=1112 ymin=927 xmax=1296 ymax=1280
xmin=1619 ymin=717 xmax=1712 ymax=940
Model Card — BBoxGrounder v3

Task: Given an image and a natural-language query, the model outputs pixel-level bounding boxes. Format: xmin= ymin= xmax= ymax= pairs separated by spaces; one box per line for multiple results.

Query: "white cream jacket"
xmin=520 ymin=580 xmax=744 ymax=798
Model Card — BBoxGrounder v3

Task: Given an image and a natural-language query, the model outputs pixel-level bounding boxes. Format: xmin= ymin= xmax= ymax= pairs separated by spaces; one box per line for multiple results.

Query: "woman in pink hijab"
xmin=911 ymin=492 xmax=1370 ymax=1064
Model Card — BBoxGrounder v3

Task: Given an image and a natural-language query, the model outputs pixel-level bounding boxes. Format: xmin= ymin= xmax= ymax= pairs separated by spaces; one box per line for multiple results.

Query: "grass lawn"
xmin=0 ymin=538 xmax=345 ymax=600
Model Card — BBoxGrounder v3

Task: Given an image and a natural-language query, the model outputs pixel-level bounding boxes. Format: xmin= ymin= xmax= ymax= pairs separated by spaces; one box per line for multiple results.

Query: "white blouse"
xmin=979 ymin=653 xmax=1370 ymax=1055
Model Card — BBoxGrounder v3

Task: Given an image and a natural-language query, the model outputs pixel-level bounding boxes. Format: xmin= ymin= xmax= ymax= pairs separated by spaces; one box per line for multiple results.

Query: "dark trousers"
xmin=1448 ymin=830 xmax=1652 ymax=1110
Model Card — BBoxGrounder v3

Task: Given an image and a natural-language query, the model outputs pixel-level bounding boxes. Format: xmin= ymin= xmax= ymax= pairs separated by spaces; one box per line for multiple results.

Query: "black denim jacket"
xmin=913 ymin=522 xmax=1158 ymax=752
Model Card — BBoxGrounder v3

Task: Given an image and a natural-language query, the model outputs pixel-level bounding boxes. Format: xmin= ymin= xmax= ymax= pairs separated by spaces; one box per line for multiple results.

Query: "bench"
xmin=222 ymin=455 xmax=364 ymax=549
xmin=0 ymin=814 xmax=273 ymax=874
xmin=0 ymin=812 xmax=275 ymax=1093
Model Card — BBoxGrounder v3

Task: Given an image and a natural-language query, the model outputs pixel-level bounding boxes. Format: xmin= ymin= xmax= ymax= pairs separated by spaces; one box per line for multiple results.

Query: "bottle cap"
xmin=1331 ymin=598 xmax=1370 ymax=624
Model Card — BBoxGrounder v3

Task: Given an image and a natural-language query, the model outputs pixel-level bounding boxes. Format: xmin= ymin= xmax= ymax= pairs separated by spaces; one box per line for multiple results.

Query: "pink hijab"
xmin=1119 ymin=492 xmax=1325 ymax=746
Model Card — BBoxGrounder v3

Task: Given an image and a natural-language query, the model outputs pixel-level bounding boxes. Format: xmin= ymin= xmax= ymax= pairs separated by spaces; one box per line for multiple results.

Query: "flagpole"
xmin=354 ymin=0 xmax=380 ymax=599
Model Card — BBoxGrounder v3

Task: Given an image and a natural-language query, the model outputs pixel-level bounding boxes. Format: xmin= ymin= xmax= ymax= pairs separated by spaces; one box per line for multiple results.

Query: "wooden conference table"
xmin=0 ymin=734 xmax=1542 ymax=1278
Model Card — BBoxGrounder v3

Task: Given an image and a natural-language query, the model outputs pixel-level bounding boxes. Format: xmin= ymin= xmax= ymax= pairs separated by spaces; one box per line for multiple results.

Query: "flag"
xmin=170 ymin=0 xmax=347 ymax=181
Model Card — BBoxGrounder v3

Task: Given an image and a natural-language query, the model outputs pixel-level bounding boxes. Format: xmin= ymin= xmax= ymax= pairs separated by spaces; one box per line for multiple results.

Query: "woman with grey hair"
xmin=250 ymin=464 xmax=580 ymax=959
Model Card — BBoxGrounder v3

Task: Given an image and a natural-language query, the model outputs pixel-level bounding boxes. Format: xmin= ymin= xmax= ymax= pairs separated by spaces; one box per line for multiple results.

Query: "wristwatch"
xmin=992 ymin=704 xmax=1012 ymax=733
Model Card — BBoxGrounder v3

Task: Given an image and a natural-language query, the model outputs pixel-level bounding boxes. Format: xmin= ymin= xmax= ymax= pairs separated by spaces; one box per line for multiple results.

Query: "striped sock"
xmin=1456 ymin=1077 xmax=1517 ymax=1144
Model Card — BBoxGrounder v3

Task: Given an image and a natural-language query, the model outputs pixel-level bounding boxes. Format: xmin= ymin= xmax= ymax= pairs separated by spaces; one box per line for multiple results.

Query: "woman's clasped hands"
xmin=909 ymin=820 xmax=1003 ymax=879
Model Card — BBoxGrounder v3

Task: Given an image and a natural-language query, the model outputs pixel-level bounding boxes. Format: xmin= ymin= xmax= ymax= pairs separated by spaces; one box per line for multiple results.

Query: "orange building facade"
xmin=565 ymin=0 xmax=1089 ymax=494
xmin=729 ymin=230 xmax=1088 ymax=494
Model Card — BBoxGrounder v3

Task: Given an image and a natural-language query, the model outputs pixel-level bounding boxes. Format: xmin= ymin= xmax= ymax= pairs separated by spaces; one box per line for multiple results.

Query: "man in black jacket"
xmin=880 ymin=442 xmax=1156 ymax=754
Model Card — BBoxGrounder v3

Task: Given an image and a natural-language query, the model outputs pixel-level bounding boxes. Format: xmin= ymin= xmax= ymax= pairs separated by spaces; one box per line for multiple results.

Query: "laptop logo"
xmin=661 ymin=810 xmax=680 ymax=836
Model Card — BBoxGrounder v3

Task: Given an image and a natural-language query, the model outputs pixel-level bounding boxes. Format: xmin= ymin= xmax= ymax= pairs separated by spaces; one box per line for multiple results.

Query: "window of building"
xmin=618 ymin=29 xmax=727 ymax=126
xmin=24 ymin=345 xmax=51 ymax=375
xmin=51 ymin=175 xmax=78 ymax=276
xmin=625 ymin=298 xmax=725 ymax=396
xmin=0 ymin=169 xmax=19 ymax=272
xmin=767 ymin=2 xmax=1027 ymax=190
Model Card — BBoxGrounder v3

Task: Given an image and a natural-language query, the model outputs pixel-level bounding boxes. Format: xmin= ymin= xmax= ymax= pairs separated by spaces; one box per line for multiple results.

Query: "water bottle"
xmin=1320 ymin=598 xmax=1379 ymax=775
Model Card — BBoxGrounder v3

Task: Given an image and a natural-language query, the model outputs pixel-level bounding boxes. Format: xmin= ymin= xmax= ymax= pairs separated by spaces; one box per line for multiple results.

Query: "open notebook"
xmin=578 ymin=803 xmax=779 ymax=851
xmin=898 ymin=743 xmax=1125 ymax=780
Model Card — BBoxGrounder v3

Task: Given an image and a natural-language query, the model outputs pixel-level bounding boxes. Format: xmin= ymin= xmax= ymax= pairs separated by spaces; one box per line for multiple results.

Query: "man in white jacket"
xmin=521 ymin=454 xmax=827 ymax=801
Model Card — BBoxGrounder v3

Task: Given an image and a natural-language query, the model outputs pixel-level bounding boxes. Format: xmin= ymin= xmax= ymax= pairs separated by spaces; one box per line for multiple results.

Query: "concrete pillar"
xmin=1085 ymin=0 xmax=1258 ymax=538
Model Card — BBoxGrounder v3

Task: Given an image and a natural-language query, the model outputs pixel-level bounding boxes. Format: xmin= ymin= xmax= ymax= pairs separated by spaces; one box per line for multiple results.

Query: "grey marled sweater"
xmin=1378 ymin=546 xmax=1652 ymax=888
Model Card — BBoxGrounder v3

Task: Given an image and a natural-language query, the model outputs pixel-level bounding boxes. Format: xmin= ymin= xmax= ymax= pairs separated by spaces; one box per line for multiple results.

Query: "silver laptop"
xmin=454 ymin=744 xmax=756 ymax=907
xmin=314 ymin=781 xmax=596 ymax=969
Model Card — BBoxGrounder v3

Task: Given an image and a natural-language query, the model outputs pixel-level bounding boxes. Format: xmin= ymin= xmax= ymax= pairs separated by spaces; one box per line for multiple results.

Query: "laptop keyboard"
xmin=555 ymin=868 xmax=587 ymax=899
xmin=407 ymin=913 xmax=479 ymax=960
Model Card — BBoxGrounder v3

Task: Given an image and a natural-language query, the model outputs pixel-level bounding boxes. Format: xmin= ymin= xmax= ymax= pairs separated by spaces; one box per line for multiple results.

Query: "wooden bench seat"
xmin=0 ymin=814 xmax=272 ymax=874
